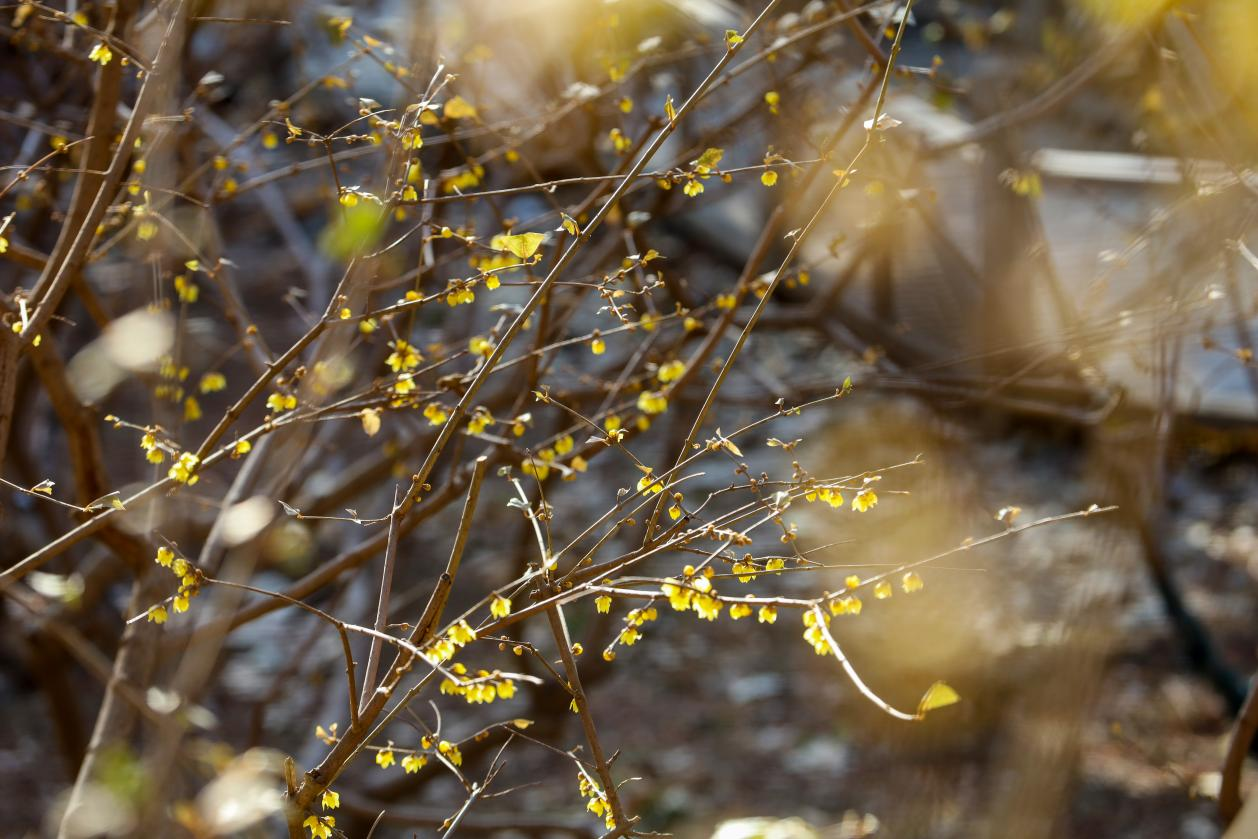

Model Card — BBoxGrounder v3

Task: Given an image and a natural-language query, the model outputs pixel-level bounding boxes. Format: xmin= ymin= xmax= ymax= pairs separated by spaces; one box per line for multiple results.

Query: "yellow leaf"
xmin=917 ymin=681 xmax=960 ymax=717
xmin=498 ymin=232 xmax=545 ymax=259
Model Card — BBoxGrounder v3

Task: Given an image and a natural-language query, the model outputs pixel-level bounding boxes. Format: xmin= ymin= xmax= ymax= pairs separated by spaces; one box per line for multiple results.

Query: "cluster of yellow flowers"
xmin=661 ymin=565 xmax=723 ymax=620
xmin=302 ymin=788 xmax=340 ymax=837
xmin=145 ymin=547 xmax=202 ymax=624
xmin=577 ymin=773 xmax=616 ymax=831
xmin=139 ymin=430 xmax=165 ymax=464
xmin=804 ymin=482 xmax=879 ymax=513
xmin=439 ymin=663 xmax=517 ymax=704
xmin=521 ymin=442 xmax=587 ymax=483
xmin=153 ymin=356 xmax=200 ymax=423
xmin=168 ymin=451 xmax=200 ymax=485
xmin=802 ymin=610 xmax=831 ymax=655
xmin=423 ymin=620 xmax=477 ymax=664
xmin=805 ymin=485 xmax=844 ymax=508
xmin=385 ymin=339 xmax=421 ymax=372
xmin=266 ymin=391 xmax=298 ymax=413
xmin=374 ymin=736 xmax=461 ymax=773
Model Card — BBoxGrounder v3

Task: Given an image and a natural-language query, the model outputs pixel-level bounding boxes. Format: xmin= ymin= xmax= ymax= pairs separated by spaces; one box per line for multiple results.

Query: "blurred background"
xmin=3 ymin=1 xmax=1258 ymax=837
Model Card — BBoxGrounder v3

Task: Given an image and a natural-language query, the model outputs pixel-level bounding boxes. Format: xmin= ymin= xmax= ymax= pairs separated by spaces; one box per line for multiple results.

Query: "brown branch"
xmin=1221 ymin=678 xmax=1258 ymax=823
xmin=287 ymin=455 xmax=489 ymax=822
xmin=546 ymin=604 xmax=632 ymax=835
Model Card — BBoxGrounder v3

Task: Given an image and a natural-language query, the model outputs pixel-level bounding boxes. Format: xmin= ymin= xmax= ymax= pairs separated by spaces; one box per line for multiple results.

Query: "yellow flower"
xmin=438 ymin=740 xmax=463 ymax=765
xmin=183 ymin=396 xmax=202 ymax=422
xmin=423 ymin=403 xmax=448 ymax=426
xmin=802 ymin=610 xmax=831 ymax=654
xmin=902 ymin=571 xmax=924 ymax=593
xmin=88 ymin=42 xmax=112 ymax=65
xmin=619 ymin=626 xmax=641 ymax=645
xmin=608 ymin=128 xmax=631 ymax=153
xmin=173 ymin=593 xmax=190 ymax=613
xmin=402 ymin=754 xmax=426 ymax=773
xmin=636 ymin=472 xmax=663 ymax=495
xmin=321 ymin=789 xmax=340 ymax=810
xmin=729 ymin=603 xmax=752 ymax=620
xmin=386 ymin=339 xmax=421 ymax=372
xmin=662 ymin=578 xmax=691 ymax=611
xmin=467 ymin=408 xmax=494 ymax=435
xmin=852 ymin=489 xmax=878 ymax=512
xmin=266 ymin=392 xmax=297 ymax=413
xmin=683 ymin=179 xmax=703 ymax=198
xmin=604 ymin=415 xmax=621 ymax=433
xmin=304 ymin=815 xmax=335 ymax=839
xmin=156 ymin=547 xmax=174 ymax=567
xmin=147 ymin=605 xmax=168 ymax=624
xmin=656 ymin=360 xmax=685 ymax=383
xmin=845 ymin=575 xmax=860 ymax=590
xmin=375 ymin=746 xmax=396 ymax=768
xmin=874 ymin=581 xmax=893 ymax=599
xmin=595 ymin=595 xmax=612 ymax=614
xmin=637 ymin=390 xmax=668 ymax=415
xmin=393 ymin=373 xmax=416 ymax=395
xmin=168 ymin=452 xmax=200 ymax=485
xmin=761 ymin=170 xmax=778 ymax=187
xmin=692 ymin=591 xmax=723 ymax=621
xmin=233 ymin=439 xmax=252 ymax=457
xmin=173 ymin=275 xmax=198 ymax=303
xmin=833 ymin=596 xmax=861 ymax=615
xmin=554 ymin=434 xmax=574 ymax=456
xmin=757 ymin=605 xmax=777 ymax=624
xmin=199 ymin=372 xmax=226 ymax=393
xmin=521 ymin=458 xmax=549 ymax=481
xmin=449 ymin=620 xmax=476 ymax=646
xmin=491 ymin=595 xmax=512 ymax=619
xmin=443 ymin=95 xmax=478 ymax=120
xmin=765 ymin=557 xmax=785 ymax=574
